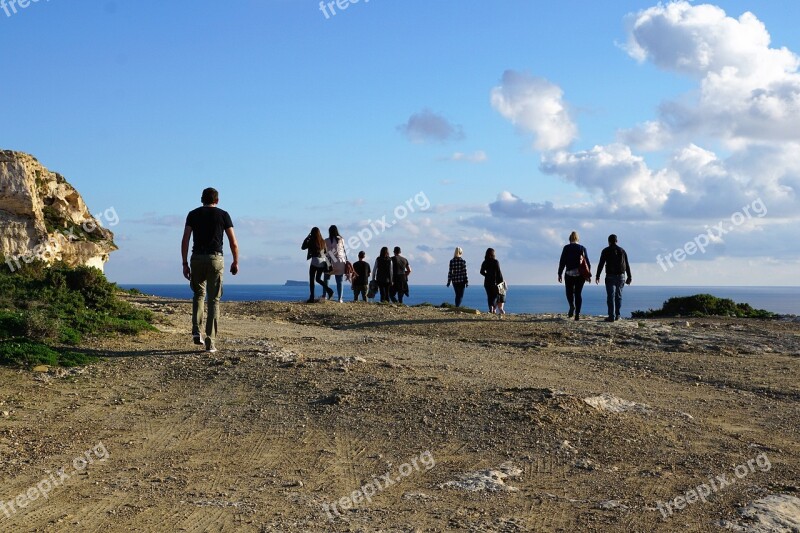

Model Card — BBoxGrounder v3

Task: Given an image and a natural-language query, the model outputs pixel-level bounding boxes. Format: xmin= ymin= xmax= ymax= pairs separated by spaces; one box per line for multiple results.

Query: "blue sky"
xmin=2 ymin=0 xmax=799 ymax=285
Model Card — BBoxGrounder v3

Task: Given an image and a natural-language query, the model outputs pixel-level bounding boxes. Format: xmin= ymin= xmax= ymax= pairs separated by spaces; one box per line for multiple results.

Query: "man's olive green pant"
xmin=190 ymin=254 xmax=224 ymax=343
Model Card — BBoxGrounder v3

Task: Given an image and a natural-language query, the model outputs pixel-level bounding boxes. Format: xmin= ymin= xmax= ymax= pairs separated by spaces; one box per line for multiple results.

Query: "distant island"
xmin=284 ymin=280 xmax=306 ymax=287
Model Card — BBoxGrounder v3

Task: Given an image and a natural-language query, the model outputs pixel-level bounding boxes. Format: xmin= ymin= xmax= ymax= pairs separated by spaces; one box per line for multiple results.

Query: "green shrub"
xmin=632 ymin=294 xmax=776 ymax=319
xmin=0 ymin=261 xmax=154 ymax=368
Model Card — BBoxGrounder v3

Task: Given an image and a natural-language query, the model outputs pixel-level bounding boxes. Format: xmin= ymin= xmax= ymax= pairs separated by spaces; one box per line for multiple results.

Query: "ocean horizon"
xmin=120 ymin=284 xmax=800 ymax=316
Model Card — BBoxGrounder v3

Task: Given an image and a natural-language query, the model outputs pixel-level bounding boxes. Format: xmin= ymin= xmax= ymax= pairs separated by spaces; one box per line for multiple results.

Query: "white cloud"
xmin=444 ymin=150 xmax=488 ymax=163
xmin=397 ymin=109 xmax=465 ymax=143
xmin=490 ymin=70 xmax=577 ymax=152
xmin=540 ymin=143 xmax=684 ymax=212
xmin=622 ymin=1 xmax=800 ymax=145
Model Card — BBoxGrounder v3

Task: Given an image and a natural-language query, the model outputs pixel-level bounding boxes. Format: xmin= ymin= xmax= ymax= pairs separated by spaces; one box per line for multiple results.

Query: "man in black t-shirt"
xmin=389 ymin=246 xmax=411 ymax=304
xmin=181 ymin=187 xmax=239 ymax=352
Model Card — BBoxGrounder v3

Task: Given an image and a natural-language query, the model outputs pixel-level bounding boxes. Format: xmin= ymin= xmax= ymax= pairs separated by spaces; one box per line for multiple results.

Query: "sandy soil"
xmin=1 ymin=297 xmax=798 ymax=532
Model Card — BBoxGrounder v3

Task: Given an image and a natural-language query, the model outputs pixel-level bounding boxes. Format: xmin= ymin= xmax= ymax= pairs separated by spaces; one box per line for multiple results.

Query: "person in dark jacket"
xmin=352 ymin=251 xmax=371 ymax=302
xmin=558 ymin=231 xmax=590 ymax=321
xmin=372 ymin=246 xmax=393 ymax=303
xmin=480 ymin=248 xmax=504 ymax=315
xmin=447 ymin=247 xmax=468 ymax=307
xmin=301 ymin=227 xmax=334 ymax=303
xmin=595 ymin=234 xmax=632 ymax=322
xmin=390 ymin=246 xmax=411 ymax=304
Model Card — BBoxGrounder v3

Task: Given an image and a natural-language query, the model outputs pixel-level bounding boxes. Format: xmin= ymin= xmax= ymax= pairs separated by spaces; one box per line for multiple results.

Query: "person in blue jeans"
xmin=595 ymin=234 xmax=632 ymax=322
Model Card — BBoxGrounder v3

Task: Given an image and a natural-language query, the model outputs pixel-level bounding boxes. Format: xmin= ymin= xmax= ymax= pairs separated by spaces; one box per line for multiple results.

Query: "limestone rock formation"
xmin=0 ymin=150 xmax=117 ymax=272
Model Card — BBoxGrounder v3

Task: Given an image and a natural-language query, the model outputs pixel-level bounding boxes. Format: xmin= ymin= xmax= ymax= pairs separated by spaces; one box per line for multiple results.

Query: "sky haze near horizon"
xmin=1 ymin=1 xmax=799 ymax=286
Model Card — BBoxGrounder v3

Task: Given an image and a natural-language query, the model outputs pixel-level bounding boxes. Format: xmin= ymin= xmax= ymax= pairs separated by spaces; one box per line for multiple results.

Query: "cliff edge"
xmin=0 ymin=150 xmax=117 ymax=272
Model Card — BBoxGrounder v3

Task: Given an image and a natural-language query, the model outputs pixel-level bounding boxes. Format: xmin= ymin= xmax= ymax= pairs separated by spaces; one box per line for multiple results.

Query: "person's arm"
xmin=405 ymin=261 xmax=411 ymax=276
xmin=181 ymin=226 xmax=192 ymax=280
xmin=372 ymin=259 xmax=377 ymax=280
xmin=464 ymin=261 xmax=468 ymax=287
xmin=301 ymin=234 xmax=310 ymax=250
xmin=558 ymin=246 xmax=567 ymax=282
xmin=496 ymin=262 xmax=504 ymax=284
xmin=480 ymin=261 xmax=487 ymax=277
xmin=624 ymin=250 xmax=632 ymax=284
xmin=447 ymin=260 xmax=452 ymax=286
xmin=595 ymin=250 xmax=606 ymax=284
xmin=226 ymin=227 xmax=239 ymax=275
xmin=583 ymin=246 xmax=591 ymax=271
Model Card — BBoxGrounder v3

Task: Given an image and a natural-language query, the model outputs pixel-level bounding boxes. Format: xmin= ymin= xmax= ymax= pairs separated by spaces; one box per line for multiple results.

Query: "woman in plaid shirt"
xmin=446 ymin=247 xmax=469 ymax=307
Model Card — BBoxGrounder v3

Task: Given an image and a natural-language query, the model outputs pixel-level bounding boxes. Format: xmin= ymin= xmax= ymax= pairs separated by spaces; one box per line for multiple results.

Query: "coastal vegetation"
xmin=0 ymin=261 xmax=154 ymax=367
xmin=632 ymin=293 xmax=777 ymax=319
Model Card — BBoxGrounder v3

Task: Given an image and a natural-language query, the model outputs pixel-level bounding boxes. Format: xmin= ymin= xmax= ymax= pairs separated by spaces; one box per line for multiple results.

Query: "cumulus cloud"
xmin=490 ymin=70 xmax=577 ymax=152
xmin=397 ymin=109 xmax=465 ymax=143
xmin=540 ymin=143 xmax=684 ymax=212
xmin=622 ymin=1 xmax=800 ymax=146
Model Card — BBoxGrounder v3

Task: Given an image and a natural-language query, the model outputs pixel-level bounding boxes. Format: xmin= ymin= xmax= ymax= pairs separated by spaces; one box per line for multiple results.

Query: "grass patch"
xmin=632 ymin=294 xmax=777 ymax=319
xmin=0 ymin=261 xmax=155 ymax=368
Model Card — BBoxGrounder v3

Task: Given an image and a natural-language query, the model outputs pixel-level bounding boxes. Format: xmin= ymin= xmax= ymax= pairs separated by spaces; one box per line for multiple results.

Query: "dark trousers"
xmin=605 ymin=275 xmax=625 ymax=318
xmin=309 ymin=264 xmax=329 ymax=299
xmin=378 ymin=282 xmax=391 ymax=302
xmin=353 ymin=286 xmax=368 ymax=302
xmin=452 ymin=282 xmax=466 ymax=307
xmin=390 ymin=278 xmax=406 ymax=303
xmin=484 ymin=284 xmax=499 ymax=309
xmin=565 ymin=275 xmax=586 ymax=315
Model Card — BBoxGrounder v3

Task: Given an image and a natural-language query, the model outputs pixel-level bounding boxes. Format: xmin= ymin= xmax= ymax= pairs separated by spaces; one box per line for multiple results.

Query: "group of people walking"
xmin=302 ymin=226 xmax=412 ymax=304
xmin=302 ymin=226 xmax=632 ymax=322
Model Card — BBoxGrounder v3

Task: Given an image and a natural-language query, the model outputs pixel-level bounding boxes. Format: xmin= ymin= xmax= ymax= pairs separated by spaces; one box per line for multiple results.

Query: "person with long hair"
xmin=372 ymin=246 xmax=393 ymax=303
xmin=558 ymin=231 xmax=591 ymax=321
xmin=447 ymin=247 xmax=468 ymax=307
xmin=480 ymin=248 xmax=505 ymax=316
xmin=301 ymin=227 xmax=333 ymax=303
xmin=324 ymin=225 xmax=348 ymax=303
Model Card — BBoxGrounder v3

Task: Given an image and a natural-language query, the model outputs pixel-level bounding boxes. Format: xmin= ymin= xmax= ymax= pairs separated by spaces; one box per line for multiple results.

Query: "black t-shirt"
xmin=185 ymin=206 xmax=233 ymax=254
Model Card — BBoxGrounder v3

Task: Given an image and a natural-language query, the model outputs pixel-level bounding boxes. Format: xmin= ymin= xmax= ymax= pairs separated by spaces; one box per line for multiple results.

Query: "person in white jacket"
xmin=324 ymin=225 xmax=348 ymax=302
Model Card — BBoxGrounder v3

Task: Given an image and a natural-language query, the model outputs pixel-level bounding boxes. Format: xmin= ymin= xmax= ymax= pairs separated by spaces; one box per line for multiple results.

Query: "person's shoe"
xmin=193 ymin=334 xmax=203 ymax=345
xmin=574 ymin=314 xmax=580 ymax=321
xmin=306 ymin=297 xmax=315 ymax=303
xmin=204 ymin=338 xmax=217 ymax=353
xmin=326 ymin=288 xmax=334 ymax=299
xmin=615 ymin=315 xmax=621 ymax=321
xmin=489 ymin=306 xmax=495 ymax=314
xmin=567 ymin=307 xmax=574 ymax=318
xmin=604 ymin=317 xmax=615 ymax=322
xmin=338 ymin=298 xmax=344 ymax=303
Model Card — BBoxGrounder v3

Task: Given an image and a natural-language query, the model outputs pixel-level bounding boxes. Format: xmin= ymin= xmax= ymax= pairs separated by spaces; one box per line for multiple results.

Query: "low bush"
xmin=632 ymin=294 xmax=776 ymax=319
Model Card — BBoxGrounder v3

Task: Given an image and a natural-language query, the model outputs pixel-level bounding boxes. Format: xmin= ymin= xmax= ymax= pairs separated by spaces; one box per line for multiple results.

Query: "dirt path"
xmin=1 ymin=298 xmax=798 ymax=532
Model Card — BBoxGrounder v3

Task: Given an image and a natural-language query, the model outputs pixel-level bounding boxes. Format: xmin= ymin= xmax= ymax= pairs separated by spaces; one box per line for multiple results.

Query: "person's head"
xmin=328 ymin=225 xmax=341 ymax=240
xmin=380 ymin=246 xmax=390 ymax=258
xmin=310 ymin=227 xmax=324 ymax=249
xmin=569 ymin=231 xmax=579 ymax=243
xmin=485 ymin=248 xmax=495 ymax=260
xmin=393 ymin=246 xmax=401 ymax=255
xmin=358 ymin=251 xmax=365 ymax=260
xmin=201 ymin=187 xmax=219 ymax=206
xmin=454 ymin=246 xmax=463 ymax=258
xmin=608 ymin=234 xmax=618 ymax=245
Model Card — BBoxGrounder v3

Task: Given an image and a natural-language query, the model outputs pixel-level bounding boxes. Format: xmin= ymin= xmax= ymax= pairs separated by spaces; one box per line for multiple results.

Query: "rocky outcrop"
xmin=0 ymin=150 xmax=117 ymax=272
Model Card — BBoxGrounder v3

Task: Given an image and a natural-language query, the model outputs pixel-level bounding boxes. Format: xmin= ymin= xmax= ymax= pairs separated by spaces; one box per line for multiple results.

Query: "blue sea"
xmin=119 ymin=284 xmax=800 ymax=316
